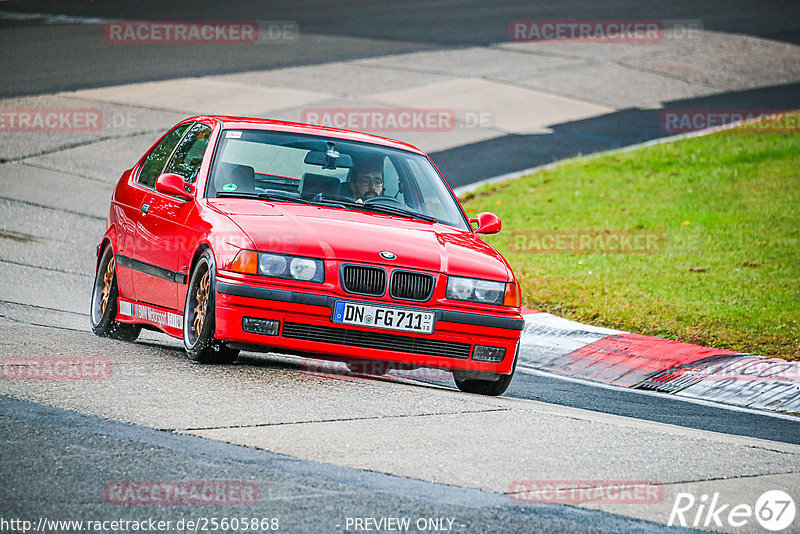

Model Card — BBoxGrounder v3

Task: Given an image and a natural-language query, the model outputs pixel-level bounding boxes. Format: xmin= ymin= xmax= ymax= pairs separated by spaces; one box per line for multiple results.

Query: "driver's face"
xmin=354 ymin=171 xmax=384 ymax=199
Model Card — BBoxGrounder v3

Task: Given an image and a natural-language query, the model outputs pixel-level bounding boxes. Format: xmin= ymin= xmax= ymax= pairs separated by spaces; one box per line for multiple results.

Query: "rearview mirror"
xmin=155 ymin=173 xmax=194 ymax=200
xmin=304 ymin=149 xmax=353 ymax=170
xmin=469 ymin=212 xmax=501 ymax=234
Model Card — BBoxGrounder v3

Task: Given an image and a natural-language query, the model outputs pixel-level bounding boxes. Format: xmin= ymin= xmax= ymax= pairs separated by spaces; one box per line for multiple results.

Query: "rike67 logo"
xmin=668 ymin=490 xmax=795 ymax=531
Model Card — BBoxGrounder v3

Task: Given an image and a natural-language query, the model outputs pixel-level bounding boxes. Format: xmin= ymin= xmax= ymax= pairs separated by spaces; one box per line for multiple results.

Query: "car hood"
xmin=208 ymin=199 xmax=512 ymax=281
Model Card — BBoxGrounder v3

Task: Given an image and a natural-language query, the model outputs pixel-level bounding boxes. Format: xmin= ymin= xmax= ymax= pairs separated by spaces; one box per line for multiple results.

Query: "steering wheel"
xmin=363 ymin=195 xmax=406 ymax=208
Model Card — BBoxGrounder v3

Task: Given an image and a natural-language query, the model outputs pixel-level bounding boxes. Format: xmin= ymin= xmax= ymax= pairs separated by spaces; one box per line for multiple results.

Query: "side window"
xmin=137 ymin=124 xmax=191 ymax=188
xmin=164 ymin=123 xmax=213 ymax=183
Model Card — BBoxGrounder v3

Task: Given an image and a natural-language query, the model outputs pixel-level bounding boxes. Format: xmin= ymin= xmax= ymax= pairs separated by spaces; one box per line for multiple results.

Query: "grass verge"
xmin=460 ymin=114 xmax=800 ymax=360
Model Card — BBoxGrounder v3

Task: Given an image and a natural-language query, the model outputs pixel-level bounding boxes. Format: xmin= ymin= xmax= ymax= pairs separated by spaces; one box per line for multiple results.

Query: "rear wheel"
xmin=183 ymin=250 xmax=239 ymax=364
xmin=90 ymin=246 xmax=141 ymax=341
xmin=453 ymin=346 xmax=518 ymax=396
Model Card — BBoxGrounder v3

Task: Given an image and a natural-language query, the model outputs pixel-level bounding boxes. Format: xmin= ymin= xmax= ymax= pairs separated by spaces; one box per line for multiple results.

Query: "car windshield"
xmin=207 ymin=129 xmax=469 ymax=230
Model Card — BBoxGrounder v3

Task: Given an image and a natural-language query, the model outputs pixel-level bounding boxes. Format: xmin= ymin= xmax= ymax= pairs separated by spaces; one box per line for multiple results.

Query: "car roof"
xmin=190 ymin=115 xmax=428 ymax=156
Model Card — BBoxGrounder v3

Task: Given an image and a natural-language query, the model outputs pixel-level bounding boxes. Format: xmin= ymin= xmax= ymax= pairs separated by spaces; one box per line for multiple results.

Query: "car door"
xmin=132 ymin=122 xmax=213 ymax=311
xmin=116 ymin=123 xmax=191 ymax=305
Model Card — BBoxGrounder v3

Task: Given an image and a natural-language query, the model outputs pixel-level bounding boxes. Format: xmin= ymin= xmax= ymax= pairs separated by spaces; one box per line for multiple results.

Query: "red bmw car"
xmin=90 ymin=116 xmax=524 ymax=395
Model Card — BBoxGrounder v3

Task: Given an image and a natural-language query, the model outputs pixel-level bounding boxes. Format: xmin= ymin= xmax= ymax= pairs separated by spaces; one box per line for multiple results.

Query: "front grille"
xmin=390 ymin=270 xmax=435 ymax=301
xmin=282 ymin=322 xmax=471 ymax=359
xmin=341 ymin=265 xmax=386 ymax=296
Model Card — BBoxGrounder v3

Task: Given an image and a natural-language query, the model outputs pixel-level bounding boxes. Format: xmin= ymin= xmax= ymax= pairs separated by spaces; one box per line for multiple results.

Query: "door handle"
xmin=141 ymin=203 xmax=150 ymax=214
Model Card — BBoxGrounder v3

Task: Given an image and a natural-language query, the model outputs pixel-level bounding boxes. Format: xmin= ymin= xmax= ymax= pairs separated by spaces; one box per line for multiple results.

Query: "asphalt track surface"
xmin=2 ymin=0 xmax=800 ymax=98
xmin=1 ymin=395 xmax=699 ymax=534
xmin=3 ymin=1 xmax=800 ymax=185
xmin=1 ymin=2 xmax=800 ymax=532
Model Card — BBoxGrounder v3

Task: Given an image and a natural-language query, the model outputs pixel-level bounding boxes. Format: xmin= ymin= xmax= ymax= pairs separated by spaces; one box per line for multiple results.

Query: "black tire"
xmin=183 ymin=249 xmax=239 ymax=364
xmin=453 ymin=346 xmax=518 ymax=396
xmin=90 ymin=246 xmax=141 ymax=341
xmin=346 ymin=360 xmax=390 ymax=375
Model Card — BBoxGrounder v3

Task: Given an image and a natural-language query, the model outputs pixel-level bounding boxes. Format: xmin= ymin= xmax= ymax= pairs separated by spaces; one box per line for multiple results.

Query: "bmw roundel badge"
xmin=379 ymin=251 xmax=397 ymax=260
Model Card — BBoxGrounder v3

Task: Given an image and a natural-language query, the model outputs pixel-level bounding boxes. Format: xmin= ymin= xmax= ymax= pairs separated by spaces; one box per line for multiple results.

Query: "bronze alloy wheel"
xmin=183 ymin=250 xmax=238 ymax=364
xmin=192 ymin=270 xmax=210 ymax=339
xmin=90 ymin=247 xmax=140 ymax=342
xmin=100 ymin=257 xmax=115 ymax=315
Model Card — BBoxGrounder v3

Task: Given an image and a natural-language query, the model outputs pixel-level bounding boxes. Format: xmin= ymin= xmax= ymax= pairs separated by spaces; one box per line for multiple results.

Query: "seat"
xmin=299 ymin=173 xmax=340 ymax=200
xmin=337 ymin=180 xmax=355 ymax=199
xmin=216 ymin=163 xmax=255 ymax=193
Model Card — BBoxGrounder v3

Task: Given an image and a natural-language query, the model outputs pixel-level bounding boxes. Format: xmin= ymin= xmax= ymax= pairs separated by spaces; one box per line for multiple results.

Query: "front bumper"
xmin=214 ymin=273 xmax=523 ymax=374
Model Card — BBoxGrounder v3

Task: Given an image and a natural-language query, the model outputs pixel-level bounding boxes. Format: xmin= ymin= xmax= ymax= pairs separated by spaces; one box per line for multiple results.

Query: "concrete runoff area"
xmin=44 ymin=30 xmax=799 ymax=157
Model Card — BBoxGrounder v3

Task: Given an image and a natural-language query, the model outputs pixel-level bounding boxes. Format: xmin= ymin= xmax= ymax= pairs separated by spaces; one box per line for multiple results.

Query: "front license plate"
xmin=333 ymin=301 xmax=435 ymax=334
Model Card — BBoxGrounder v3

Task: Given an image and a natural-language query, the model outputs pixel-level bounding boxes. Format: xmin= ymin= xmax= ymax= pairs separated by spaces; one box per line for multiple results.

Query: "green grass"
xmin=460 ymin=114 xmax=800 ymax=359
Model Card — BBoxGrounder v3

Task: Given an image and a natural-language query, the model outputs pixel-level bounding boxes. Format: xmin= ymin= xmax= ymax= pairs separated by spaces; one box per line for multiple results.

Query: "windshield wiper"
xmin=363 ymin=203 xmax=437 ymax=222
xmin=215 ymin=191 xmax=260 ymax=199
xmin=215 ymin=191 xmax=311 ymax=204
xmin=312 ymin=196 xmax=437 ymax=222
xmin=257 ymin=192 xmax=312 ymax=204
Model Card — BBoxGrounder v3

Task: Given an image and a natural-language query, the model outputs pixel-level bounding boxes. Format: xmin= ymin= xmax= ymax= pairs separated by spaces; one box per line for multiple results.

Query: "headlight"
xmin=231 ymin=250 xmax=324 ymax=283
xmin=474 ymin=279 xmax=504 ymax=303
xmin=447 ymin=277 xmax=475 ymax=301
xmin=446 ymin=277 xmax=521 ymax=306
xmin=259 ymin=253 xmax=287 ymax=276
xmin=446 ymin=276 xmax=505 ymax=305
xmin=289 ymin=258 xmax=318 ymax=281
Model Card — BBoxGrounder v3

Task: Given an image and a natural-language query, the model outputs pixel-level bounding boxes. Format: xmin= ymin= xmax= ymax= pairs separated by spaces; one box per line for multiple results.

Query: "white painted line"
xmin=518 ymin=365 xmax=800 ymax=421
xmin=523 ymin=311 xmax=626 ymax=335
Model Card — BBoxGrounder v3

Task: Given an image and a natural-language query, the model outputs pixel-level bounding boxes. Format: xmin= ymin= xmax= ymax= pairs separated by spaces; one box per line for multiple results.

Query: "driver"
xmin=348 ymin=158 xmax=384 ymax=202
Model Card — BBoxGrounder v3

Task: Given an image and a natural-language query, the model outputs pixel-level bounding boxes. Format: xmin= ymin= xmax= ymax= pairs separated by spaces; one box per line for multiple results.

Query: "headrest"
xmin=299 ymin=173 xmax=340 ymax=200
xmin=216 ymin=163 xmax=255 ymax=193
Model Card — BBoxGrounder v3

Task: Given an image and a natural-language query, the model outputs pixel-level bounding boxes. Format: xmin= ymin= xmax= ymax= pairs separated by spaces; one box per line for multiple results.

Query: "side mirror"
xmin=469 ymin=212 xmax=501 ymax=234
xmin=155 ymin=173 xmax=194 ymax=200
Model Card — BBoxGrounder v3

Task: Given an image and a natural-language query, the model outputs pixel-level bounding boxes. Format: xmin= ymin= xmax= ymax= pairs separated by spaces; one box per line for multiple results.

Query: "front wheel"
xmin=183 ymin=250 xmax=239 ymax=364
xmin=90 ymin=246 xmax=141 ymax=341
xmin=453 ymin=346 xmax=518 ymax=396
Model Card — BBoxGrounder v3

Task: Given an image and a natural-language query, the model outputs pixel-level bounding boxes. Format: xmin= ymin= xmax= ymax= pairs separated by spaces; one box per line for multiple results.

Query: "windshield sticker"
xmin=226 ymin=131 xmax=242 ymax=138
xmin=222 ymin=183 xmax=238 ymax=191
